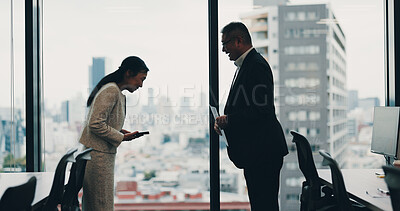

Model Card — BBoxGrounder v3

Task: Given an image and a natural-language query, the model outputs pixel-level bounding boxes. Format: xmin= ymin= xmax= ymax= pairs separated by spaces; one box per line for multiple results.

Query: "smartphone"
xmin=134 ymin=131 xmax=149 ymax=138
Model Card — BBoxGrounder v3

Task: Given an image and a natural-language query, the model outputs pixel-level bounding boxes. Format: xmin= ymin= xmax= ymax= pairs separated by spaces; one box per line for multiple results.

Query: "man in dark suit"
xmin=214 ymin=22 xmax=289 ymax=211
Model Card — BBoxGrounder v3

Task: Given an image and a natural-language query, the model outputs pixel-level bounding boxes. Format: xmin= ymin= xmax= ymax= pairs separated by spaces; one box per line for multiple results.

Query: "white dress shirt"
xmin=230 ymin=47 xmax=254 ymax=90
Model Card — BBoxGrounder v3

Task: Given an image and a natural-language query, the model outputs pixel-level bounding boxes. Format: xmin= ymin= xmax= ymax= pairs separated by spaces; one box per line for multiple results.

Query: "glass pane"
xmin=43 ymin=0 xmax=209 ymax=209
xmin=218 ymin=0 xmax=253 ymax=209
xmin=220 ymin=0 xmax=384 ymax=210
xmin=0 ymin=1 xmax=26 ymax=173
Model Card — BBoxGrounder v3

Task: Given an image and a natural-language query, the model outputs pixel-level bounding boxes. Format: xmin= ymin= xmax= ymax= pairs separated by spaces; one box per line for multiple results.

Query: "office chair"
xmin=382 ymin=165 xmax=400 ymax=211
xmin=36 ymin=148 xmax=77 ymax=211
xmin=319 ymin=150 xmax=369 ymax=211
xmin=61 ymin=148 xmax=93 ymax=211
xmin=290 ymin=131 xmax=334 ymax=211
xmin=0 ymin=176 xmax=37 ymax=211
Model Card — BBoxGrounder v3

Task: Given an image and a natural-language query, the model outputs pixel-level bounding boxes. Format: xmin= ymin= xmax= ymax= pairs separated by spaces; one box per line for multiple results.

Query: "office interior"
xmin=4 ymin=0 xmax=400 ymax=210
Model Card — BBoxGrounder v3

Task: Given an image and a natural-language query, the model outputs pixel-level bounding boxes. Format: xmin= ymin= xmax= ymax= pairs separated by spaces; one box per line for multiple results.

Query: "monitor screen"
xmin=370 ymin=107 xmax=400 ymax=159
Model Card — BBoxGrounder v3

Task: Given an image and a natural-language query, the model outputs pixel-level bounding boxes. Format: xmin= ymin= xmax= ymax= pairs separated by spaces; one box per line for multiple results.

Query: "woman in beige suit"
xmin=80 ymin=56 xmax=149 ymax=211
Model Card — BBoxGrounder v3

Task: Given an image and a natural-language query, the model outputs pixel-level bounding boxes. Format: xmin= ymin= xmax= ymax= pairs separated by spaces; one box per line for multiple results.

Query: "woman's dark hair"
xmin=87 ymin=56 xmax=149 ymax=107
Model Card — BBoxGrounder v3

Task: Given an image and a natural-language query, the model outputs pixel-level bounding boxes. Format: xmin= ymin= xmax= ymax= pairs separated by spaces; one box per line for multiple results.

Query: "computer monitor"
xmin=370 ymin=106 xmax=400 ymax=165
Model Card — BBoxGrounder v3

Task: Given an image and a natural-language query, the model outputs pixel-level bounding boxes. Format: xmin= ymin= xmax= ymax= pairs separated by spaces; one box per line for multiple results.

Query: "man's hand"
xmin=214 ymin=122 xmax=222 ymax=136
xmin=214 ymin=115 xmax=228 ymax=136
xmin=216 ymin=115 xmax=228 ymax=128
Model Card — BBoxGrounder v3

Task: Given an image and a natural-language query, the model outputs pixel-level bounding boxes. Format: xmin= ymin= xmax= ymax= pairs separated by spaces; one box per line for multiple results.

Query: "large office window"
xmin=0 ymin=1 xmax=26 ymax=173
xmin=42 ymin=0 xmax=212 ymax=209
xmin=219 ymin=0 xmax=384 ymax=210
xmin=280 ymin=1 xmax=383 ymax=210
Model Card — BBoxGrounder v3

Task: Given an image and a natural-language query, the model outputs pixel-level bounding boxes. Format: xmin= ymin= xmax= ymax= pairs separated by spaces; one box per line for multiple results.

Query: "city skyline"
xmin=0 ymin=0 xmax=384 ymax=109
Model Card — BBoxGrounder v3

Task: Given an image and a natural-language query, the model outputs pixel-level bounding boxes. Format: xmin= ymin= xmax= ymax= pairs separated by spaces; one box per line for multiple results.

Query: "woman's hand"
xmin=121 ymin=129 xmax=131 ymax=134
xmin=122 ymin=131 xmax=139 ymax=141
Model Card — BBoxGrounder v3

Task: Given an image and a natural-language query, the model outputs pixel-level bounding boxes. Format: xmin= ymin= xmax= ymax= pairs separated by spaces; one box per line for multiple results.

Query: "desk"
xmin=0 ymin=172 xmax=54 ymax=206
xmin=318 ymin=169 xmax=392 ymax=211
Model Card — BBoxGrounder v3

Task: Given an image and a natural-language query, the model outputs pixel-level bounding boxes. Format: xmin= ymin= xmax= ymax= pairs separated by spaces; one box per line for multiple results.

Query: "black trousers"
xmin=244 ymin=157 xmax=284 ymax=211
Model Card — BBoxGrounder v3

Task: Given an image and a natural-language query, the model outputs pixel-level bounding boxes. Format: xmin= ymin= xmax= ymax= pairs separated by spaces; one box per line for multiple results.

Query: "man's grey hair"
xmin=221 ymin=22 xmax=252 ymax=45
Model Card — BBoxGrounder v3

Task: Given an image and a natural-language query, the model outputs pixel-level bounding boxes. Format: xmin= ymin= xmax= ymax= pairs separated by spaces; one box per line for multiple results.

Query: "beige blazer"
xmin=79 ymin=82 xmax=126 ymax=153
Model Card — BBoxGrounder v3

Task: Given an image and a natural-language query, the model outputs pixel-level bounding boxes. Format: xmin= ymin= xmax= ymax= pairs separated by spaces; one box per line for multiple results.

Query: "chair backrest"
xmin=290 ymin=131 xmax=320 ymax=187
xmin=74 ymin=148 xmax=93 ymax=191
xmin=43 ymin=148 xmax=77 ymax=211
xmin=319 ymin=150 xmax=353 ymax=211
xmin=382 ymin=165 xmax=400 ymax=211
xmin=61 ymin=148 xmax=93 ymax=211
xmin=0 ymin=176 xmax=37 ymax=211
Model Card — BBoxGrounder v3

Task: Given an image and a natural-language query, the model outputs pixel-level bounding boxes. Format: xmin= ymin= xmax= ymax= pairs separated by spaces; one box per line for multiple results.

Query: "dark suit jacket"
xmin=224 ymin=49 xmax=289 ymax=169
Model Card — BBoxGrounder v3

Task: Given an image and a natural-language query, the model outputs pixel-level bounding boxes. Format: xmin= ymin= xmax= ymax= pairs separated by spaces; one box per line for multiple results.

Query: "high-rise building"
xmin=253 ymin=0 xmax=288 ymax=7
xmin=60 ymin=93 xmax=85 ymax=124
xmin=0 ymin=108 xmax=25 ymax=162
xmin=60 ymin=100 xmax=69 ymax=123
xmin=348 ymin=90 xmax=359 ymax=111
xmin=241 ymin=3 xmax=347 ymax=210
xmin=359 ymin=97 xmax=380 ymax=110
xmin=89 ymin=57 xmax=107 ymax=94
xmin=141 ymin=88 xmax=158 ymax=126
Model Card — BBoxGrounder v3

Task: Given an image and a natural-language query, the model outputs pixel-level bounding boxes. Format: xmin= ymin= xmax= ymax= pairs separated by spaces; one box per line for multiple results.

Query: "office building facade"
xmin=241 ymin=3 xmax=347 ymax=210
xmin=0 ymin=108 xmax=25 ymax=171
